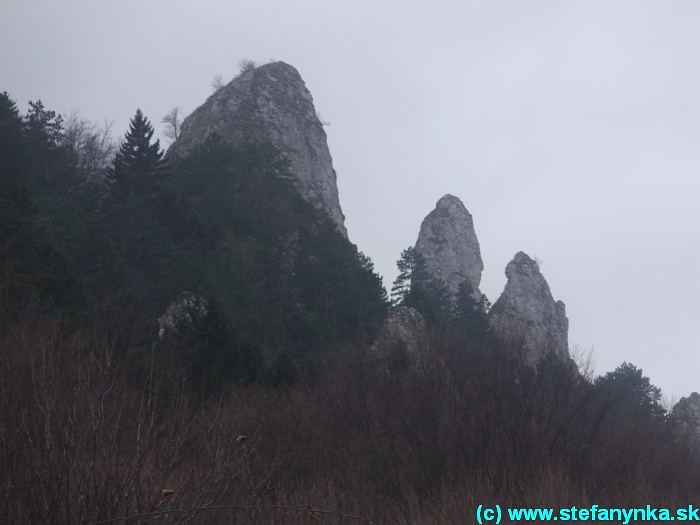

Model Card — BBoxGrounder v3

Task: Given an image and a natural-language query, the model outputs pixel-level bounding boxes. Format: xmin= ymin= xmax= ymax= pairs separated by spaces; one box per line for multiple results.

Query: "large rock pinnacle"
xmin=488 ymin=252 xmax=570 ymax=364
xmin=169 ymin=61 xmax=347 ymax=237
xmin=414 ymin=194 xmax=484 ymax=296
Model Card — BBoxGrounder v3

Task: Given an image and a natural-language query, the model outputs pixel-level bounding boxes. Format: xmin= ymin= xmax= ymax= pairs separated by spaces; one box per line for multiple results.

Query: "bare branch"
xmin=87 ymin=503 xmax=374 ymax=524
xmin=211 ymin=74 xmax=224 ymax=92
xmin=161 ymin=107 xmax=182 ymax=143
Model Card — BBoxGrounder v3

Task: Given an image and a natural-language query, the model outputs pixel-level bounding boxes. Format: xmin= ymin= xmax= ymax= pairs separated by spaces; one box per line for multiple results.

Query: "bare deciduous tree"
xmin=238 ymin=58 xmax=256 ymax=74
xmin=62 ymin=111 xmax=116 ymax=179
xmin=161 ymin=107 xmax=182 ymax=143
xmin=211 ymin=74 xmax=224 ymax=92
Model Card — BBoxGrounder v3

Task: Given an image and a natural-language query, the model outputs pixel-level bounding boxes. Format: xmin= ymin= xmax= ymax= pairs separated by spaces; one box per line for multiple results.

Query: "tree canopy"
xmin=107 ymin=109 xmax=165 ymax=195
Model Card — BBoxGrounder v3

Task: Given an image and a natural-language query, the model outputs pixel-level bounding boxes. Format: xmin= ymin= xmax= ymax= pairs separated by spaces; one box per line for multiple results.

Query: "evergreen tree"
xmin=293 ymin=222 xmax=389 ymax=346
xmin=391 ymin=246 xmax=428 ymax=306
xmin=412 ymin=277 xmax=452 ymax=324
xmin=390 ymin=246 xmax=452 ymax=323
xmin=0 ymin=92 xmax=26 ymax=184
xmin=454 ymin=280 xmax=490 ymax=341
xmin=107 ymin=109 xmax=165 ymax=195
xmin=0 ymin=93 xmax=83 ymax=319
xmin=25 ymin=100 xmax=64 ymax=151
xmin=594 ymin=362 xmax=666 ymax=423
xmin=173 ymin=299 xmax=263 ymax=394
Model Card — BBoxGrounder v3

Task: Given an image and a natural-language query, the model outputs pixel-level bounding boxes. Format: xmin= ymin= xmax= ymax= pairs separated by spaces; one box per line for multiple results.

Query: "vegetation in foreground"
xmin=2 ymin=319 xmax=698 ymax=524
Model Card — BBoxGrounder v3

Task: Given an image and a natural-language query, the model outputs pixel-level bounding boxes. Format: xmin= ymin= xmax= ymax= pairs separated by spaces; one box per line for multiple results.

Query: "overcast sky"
xmin=3 ymin=0 xmax=699 ymax=402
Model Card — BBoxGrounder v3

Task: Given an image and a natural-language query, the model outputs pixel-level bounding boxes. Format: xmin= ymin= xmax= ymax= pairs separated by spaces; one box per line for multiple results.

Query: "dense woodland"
xmin=2 ymin=91 xmax=700 ymax=523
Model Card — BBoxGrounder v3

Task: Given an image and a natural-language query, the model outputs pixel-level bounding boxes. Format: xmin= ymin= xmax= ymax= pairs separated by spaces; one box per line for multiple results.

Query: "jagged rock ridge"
xmin=170 ymin=61 xmax=347 ymax=237
xmin=488 ymin=252 xmax=569 ymax=364
xmin=414 ymin=194 xmax=484 ymax=297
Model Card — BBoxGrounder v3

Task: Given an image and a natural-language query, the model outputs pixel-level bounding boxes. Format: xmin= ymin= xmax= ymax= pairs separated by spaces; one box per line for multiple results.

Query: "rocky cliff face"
xmin=371 ymin=306 xmax=428 ymax=356
xmin=488 ymin=252 xmax=570 ymax=364
xmin=169 ymin=61 xmax=347 ymax=237
xmin=414 ymin=195 xmax=484 ymax=297
xmin=671 ymin=393 xmax=700 ymax=448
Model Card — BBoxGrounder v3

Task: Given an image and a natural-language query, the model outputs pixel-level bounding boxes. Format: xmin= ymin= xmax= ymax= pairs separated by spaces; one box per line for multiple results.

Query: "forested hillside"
xmin=0 ymin=91 xmax=388 ymax=389
xmin=2 ymin=87 xmax=700 ymax=524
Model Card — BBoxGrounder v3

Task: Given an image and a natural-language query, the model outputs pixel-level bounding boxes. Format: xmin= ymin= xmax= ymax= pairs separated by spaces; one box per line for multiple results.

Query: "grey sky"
xmin=3 ymin=0 xmax=699 ymax=402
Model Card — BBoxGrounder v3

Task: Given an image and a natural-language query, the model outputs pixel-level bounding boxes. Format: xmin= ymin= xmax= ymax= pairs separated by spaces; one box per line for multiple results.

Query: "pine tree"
xmin=412 ymin=276 xmax=451 ymax=324
xmin=25 ymin=100 xmax=64 ymax=150
xmin=0 ymin=92 xmax=26 ymax=184
xmin=107 ymin=109 xmax=165 ymax=195
xmin=390 ymin=246 xmax=428 ymax=306
xmin=390 ymin=246 xmax=452 ymax=323
xmin=454 ymin=280 xmax=489 ymax=341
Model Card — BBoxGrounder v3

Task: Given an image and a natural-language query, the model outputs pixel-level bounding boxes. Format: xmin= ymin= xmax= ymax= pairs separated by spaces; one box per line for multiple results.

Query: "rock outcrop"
xmin=671 ymin=393 xmax=700 ymax=449
xmin=158 ymin=291 xmax=209 ymax=339
xmin=169 ymin=61 xmax=347 ymax=237
xmin=488 ymin=252 xmax=569 ymax=364
xmin=371 ymin=306 xmax=428 ymax=356
xmin=414 ymin=194 xmax=484 ymax=297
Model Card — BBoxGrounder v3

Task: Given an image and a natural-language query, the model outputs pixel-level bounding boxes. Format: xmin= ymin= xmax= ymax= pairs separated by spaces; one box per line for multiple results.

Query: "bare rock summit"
xmin=170 ymin=61 xmax=347 ymax=237
xmin=414 ymin=194 xmax=484 ymax=296
xmin=488 ymin=252 xmax=570 ymax=364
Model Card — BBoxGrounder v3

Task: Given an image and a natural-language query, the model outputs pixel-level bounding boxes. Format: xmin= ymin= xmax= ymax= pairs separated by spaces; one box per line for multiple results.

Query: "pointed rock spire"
xmin=169 ymin=61 xmax=347 ymax=237
xmin=488 ymin=252 xmax=570 ymax=364
xmin=414 ymin=194 xmax=484 ymax=297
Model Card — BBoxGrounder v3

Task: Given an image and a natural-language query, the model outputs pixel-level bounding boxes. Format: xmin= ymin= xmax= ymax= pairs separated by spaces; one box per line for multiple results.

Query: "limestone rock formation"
xmin=169 ymin=61 xmax=347 ymax=237
xmin=671 ymin=393 xmax=700 ymax=448
xmin=414 ymin=194 xmax=484 ymax=297
xmin=488 ymin=252 xmax=569 ymax=364
xmin=158 ymin=291 xmax=209 ymax=339
xmin=371 ymin=306 xmax=428 ymax=356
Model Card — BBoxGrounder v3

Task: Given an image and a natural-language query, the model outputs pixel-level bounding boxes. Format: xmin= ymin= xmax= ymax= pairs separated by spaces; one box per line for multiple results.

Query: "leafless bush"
xmin=570 ymin=343 xmax=595 ymax=381
xmin=62 ymin=111 xmax=115 ymax=180
xmin=211 ymin=75 xmax=224 ymax=93
xmin=1 ymin=319 xmax=698 ymax=524
xmin=238 ymin=58 xmax=256 ymax=74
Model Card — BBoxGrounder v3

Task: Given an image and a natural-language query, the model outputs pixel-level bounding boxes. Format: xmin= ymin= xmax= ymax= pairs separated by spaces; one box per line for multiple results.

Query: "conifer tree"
xmin=25 ymin=100 xmax=64 ymax=150
xmin=390 ymin=246 xmax=428 ymax=306
xmin=390 ymin=246 xmax=452 ymax=323
xmin=107 ymin=109 xmax=165 ymax=195
xmin=0 ymin=92 xmax=26 ymax=183
xmin=455 ymin=280 xmax=490 ymax=341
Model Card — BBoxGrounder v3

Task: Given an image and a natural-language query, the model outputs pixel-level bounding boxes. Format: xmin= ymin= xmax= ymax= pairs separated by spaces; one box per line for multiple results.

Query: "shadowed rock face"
xmin=371 ymin=306 xmax=428 ymax=356
xmin=671 ymin=393 xmax=700 ymax=449
xmin=414 ymin=194 xmax=484 ymax=297
xmin=488 ymin=252 xmax=569 ymax=364
xmin=169 ymin=61 xmax=347 ymax=237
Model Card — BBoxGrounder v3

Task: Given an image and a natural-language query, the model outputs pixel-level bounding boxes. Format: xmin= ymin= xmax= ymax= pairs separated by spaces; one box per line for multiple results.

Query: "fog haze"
xmin=3 ymin=0 xmax=699 ymax=400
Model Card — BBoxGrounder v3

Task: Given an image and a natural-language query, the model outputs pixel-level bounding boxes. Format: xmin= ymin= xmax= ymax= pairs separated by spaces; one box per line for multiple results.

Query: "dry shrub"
xmin=1 ymin=320 xmax=699 ymax=524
